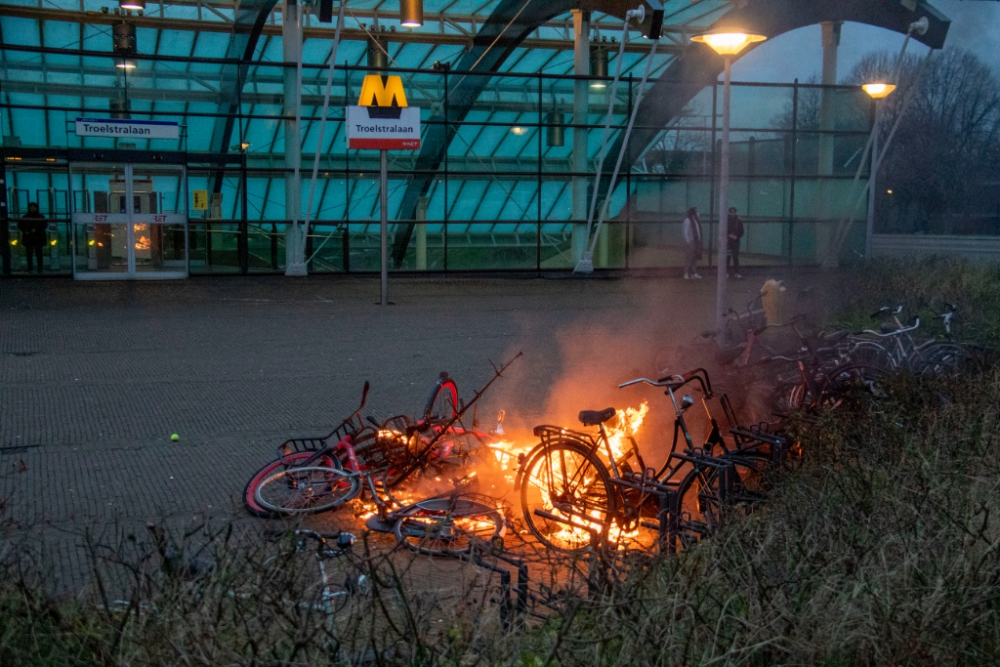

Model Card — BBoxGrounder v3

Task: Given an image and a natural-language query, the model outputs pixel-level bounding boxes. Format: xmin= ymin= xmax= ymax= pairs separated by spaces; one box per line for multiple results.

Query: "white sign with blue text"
xmin=74 ymin=118 xmax=179 ymax=140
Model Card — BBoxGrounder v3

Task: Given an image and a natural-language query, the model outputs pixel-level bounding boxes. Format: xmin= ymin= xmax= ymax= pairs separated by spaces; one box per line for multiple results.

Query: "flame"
xmin=605 ymin=402 xmax=649 ymax=464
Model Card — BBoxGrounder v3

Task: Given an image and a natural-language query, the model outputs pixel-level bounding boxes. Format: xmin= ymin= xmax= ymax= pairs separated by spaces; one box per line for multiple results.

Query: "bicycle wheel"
xmin=681 ymin=454 xmax=770 ymax=535
xmin=255 ymin=466 xmax=360 ymax=515
xmin=243 ymin=452 xmax=339 ymax=517
xmin=913 ymin=342 xmax=967 ymax=376
xmin=517 ymin=440 xmax=617 ymax=553
xmin=424 ymin=377 xmax=459 ymax=423
xmin=393 ymin=497 xmax=504 ymax=556
xmin=845 ymin=340 xmax=894 ymax=371
xmin=823 ymin=363 xmax=890 ymax=407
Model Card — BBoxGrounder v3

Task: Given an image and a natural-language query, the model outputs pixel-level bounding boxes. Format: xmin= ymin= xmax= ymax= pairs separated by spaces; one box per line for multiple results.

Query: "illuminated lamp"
xmin=862 ymin=83 xmax=897 ymax=99
xmin=690 ymin=30 xmax=766 ymax=56
xmin=400 ymin=0 xmax=423 ymax=28
xmin=589 ymin=43 xmax=608 ymax=88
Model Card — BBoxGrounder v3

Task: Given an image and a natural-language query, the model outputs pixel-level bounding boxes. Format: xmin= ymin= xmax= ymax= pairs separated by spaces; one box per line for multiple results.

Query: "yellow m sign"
xmin=358 ymin=75 xmax=408 ymax=108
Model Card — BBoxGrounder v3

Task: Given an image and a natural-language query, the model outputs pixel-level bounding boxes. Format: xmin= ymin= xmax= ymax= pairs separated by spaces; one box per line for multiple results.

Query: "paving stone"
xmin=0 ymin=273 xmax=789 ymax=588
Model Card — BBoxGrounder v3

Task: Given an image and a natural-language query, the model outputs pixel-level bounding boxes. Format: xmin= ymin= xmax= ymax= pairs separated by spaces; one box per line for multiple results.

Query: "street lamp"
xmin=862 ymin=81 xmax=896 ymax=258
xmin=692 ymin=28 xmax=766 ymax=335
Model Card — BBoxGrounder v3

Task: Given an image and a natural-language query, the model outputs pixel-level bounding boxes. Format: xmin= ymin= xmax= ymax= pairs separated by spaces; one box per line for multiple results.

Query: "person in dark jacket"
xmin=726 ymin=206 xmax=744 ymax=280
xmin=18 ymin=203 xmax=47 ymax=274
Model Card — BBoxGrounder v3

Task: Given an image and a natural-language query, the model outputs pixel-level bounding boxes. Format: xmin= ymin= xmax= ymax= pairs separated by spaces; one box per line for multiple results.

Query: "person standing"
xmin=682 ymin=206 xmax=703 ymax=279
xmin=726 ymin=206 xmax=744 ymax=280
xmin=18 ymin=203 xmax=47 ymax=274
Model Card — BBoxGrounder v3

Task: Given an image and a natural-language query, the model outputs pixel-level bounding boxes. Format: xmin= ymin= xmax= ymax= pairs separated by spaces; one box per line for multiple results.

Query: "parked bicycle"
xmin=515 ymin=368 xmax=787 ymax=555
xmin=263 ymin=529 xmax=369 ymax=618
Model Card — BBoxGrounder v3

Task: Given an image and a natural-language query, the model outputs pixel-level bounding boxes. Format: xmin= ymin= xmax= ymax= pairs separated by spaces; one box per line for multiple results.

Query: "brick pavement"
xmin=0 ymin=271 xmax=811 ymax=589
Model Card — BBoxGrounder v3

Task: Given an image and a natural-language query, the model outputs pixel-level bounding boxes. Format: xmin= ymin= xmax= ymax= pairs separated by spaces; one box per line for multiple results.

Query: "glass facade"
xmin=1 ymin=0 xmax=873 ymax=277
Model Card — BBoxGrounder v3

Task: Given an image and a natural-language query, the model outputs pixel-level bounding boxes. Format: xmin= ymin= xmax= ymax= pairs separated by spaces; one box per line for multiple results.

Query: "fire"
xmin=605 ymin=402 xmax=649 ymax=464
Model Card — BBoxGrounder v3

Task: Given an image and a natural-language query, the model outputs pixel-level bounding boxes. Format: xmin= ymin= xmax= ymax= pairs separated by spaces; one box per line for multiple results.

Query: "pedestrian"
xmin=18 ymin=202 xmax=47 ymax=274
xmin=682 ymin=206 xmax=703 ymax=279
xmin=727 ymin=206 xmax=744 ymax=280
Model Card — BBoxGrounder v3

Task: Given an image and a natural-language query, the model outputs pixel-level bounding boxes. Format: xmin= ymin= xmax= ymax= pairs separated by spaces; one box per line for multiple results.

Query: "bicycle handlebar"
xmin=870 ymin=305 xmax=904 ymax=319
xmin=620 ymin=368 xmax=714 ymax=397
xmin=619 ymin=375 xmax=682 ymax=389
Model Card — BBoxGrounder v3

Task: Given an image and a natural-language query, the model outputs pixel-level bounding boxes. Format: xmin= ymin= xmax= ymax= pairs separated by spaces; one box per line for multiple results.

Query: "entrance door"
xmin=70 ymin=162 xmax=188 ymax=279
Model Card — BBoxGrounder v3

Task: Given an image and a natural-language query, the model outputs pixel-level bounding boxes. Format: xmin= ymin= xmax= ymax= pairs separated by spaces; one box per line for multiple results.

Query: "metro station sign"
xmin=346 ymin=75 xmax=421 ymax=151
xmin=74 ymin=118 xmax=179 ymax=140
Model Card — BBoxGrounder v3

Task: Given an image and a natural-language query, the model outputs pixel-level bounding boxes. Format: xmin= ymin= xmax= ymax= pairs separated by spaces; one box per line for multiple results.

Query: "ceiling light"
xmin=590 ymin=44 xmax=608 ymax=88
xmin=112 ymin=21 xmax=137 ymax=55
xmin=119 ymin=0 xmax=146 ymax=9
xmin=511 ymin=127 xmax=528 ymax=136
xmin=116 ymin=59 xmax=137 ymax=69
xmin=400 ymin=0 xmax=423 ymax=28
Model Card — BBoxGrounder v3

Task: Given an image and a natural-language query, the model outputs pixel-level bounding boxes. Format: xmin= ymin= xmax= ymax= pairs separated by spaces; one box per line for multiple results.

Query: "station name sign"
xmin=75 ymin=118 xmax=180 ymax=140
xmin=346 ymin=75 xmax=421 ymax=150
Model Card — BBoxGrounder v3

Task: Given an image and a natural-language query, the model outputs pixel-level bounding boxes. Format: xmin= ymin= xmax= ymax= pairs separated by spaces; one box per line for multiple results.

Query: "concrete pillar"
xmin=570 ymin=10 xmax=590 ymax=264
xmin=283 ymin=0 xmax=302 ymax=267
xmin=415 ymin=196 xmax=428 ymax=270
xmin=816 ymin=21 xmax=841 ymax=267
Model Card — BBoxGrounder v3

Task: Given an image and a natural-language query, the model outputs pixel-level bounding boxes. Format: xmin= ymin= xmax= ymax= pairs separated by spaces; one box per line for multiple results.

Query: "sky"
xmin=730 ymin=0 xmax=1000 ymax=84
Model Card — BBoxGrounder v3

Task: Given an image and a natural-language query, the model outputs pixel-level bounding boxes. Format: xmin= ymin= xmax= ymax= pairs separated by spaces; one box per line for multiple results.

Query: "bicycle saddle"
xmin=579 ymin=408 xmax=617 ymax=426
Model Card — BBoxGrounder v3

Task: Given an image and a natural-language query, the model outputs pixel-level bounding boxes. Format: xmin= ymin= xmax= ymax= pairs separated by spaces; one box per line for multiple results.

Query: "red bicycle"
xmin=242 ymin=373 xmax=495 ymax=517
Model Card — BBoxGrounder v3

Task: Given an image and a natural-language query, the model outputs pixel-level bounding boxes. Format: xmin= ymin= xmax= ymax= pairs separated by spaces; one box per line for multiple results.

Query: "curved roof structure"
xmin=1 ymin=0 xmax=950 ymax=256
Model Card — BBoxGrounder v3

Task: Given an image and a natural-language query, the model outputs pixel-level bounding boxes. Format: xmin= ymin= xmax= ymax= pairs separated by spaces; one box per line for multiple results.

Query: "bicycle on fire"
xmin=242 ymin=372 xmax=493 ymax=518
xmin=514 ymin=368 xmax=788 ymax=555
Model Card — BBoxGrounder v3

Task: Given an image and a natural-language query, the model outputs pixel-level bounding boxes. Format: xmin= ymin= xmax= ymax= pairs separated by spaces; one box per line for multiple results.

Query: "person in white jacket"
xmin=682 ymin=206 xmax=703 ymax=279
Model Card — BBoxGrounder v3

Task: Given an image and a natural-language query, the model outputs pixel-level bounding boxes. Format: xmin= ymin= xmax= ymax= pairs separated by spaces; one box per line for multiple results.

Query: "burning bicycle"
xmin=514 ymin=368 xmax=788 ymax=554
xmin=242 ymin=370 xmax=503 ymax=518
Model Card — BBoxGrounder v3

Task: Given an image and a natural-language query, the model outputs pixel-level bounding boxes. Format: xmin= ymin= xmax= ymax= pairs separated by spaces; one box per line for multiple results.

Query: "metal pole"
xmin=715 ymin=56 xmax=732 ymax=335
xmin=865 ymin=102 xmax=879 ymax=258
xmin=570 ymin=10 xmax=590 ymax=265
xmin=380 ymin=149 xmax=388 ymax=306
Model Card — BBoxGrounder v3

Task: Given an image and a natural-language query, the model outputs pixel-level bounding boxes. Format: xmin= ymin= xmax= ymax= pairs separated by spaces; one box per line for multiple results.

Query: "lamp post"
xmin=691 ymin=30 xmax=766 ymax=336
xmin=861 ymin=82 xmax=896 ymax=259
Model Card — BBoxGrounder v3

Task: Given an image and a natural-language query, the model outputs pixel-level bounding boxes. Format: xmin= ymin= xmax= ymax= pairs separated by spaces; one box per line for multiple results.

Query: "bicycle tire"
xmin=823 ymin=363 xmax=890 ymax=407
xmin=393 ymin=497 xmax=504 ymax=556
xmin=844 ymin=340 xmax=894 ymax=371
xmin=243 ymin=452 xmax=339 ymax=518
xmin=517 ymin=439 xmax=618 ymax=554
xmin=424 ymin=378 xmax=459 ymax=423
xmin=255 ymin=466 xmax=360 ymax=515
xmin=913 ymin=341 xmax=967 ymax=376
xmin=681 ymin=454 xmax=770 ymax=535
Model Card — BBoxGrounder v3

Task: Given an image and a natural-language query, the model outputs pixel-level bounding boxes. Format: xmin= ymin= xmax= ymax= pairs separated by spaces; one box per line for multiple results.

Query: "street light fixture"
xmin=862 ymin=81 xmax=897 ymax=258
xmin=690 ymin=32 xmax=766 ymax=56
xmin=862 ymin=83 xmax=896 ymax=99
xmin=692 ymin=27 xmax=766 ymax=335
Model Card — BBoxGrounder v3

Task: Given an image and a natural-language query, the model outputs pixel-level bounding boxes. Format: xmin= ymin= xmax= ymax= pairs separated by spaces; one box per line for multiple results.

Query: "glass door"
xmin=130 ymin=164 xmax=187 ymax=276
xmin=70 ymin=162 xmax=188 ymax=279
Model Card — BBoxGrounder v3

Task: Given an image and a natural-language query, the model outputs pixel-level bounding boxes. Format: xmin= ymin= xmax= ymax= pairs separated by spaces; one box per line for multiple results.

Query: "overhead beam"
xmin=0 ymin=6 xmax=678 ymax=54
